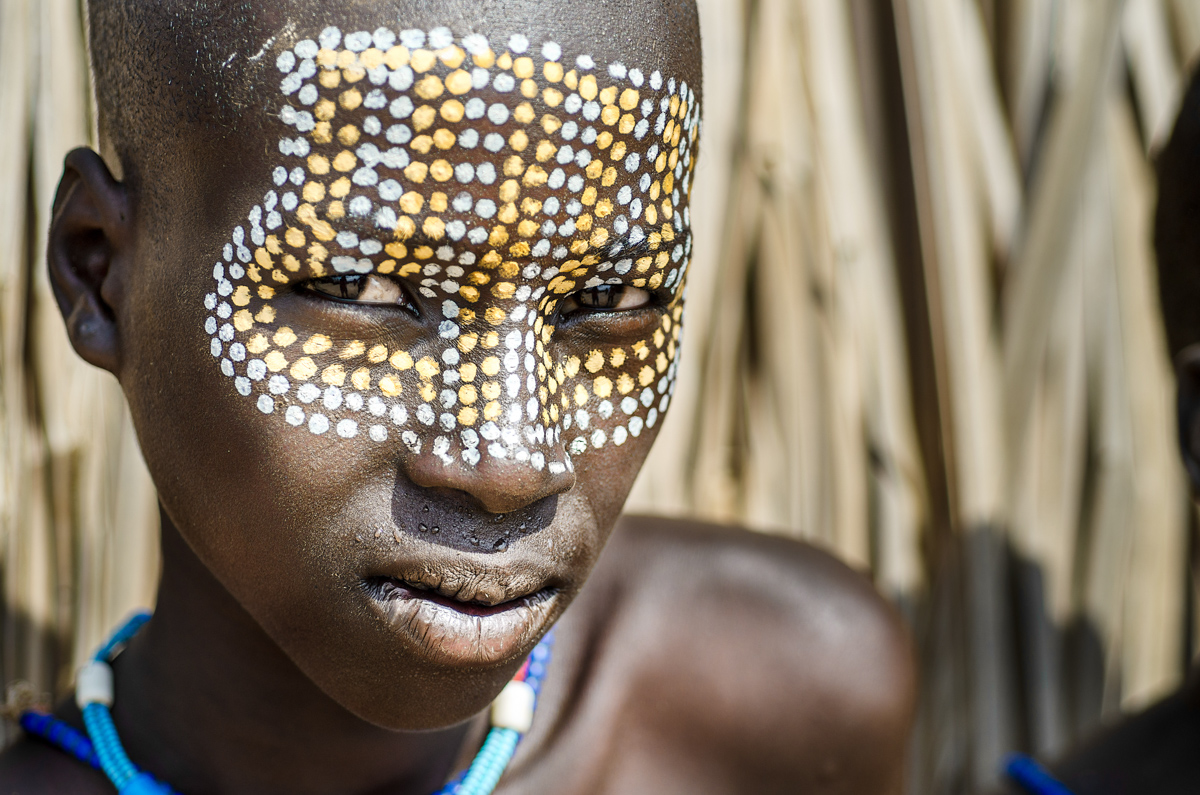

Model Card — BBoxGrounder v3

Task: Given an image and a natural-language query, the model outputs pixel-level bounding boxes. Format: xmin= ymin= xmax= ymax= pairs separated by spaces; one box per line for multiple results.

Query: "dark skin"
xmin=0 ymin=2 xmax=915 ymax=791
xmin=2 ymin=517 xmax=913 ymax=794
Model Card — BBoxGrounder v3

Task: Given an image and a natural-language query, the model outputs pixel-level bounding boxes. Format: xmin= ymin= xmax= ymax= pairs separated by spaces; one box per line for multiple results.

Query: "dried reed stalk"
xmin=4 ymin=3 xmax=1200 ymax=794
xmin=0 ymin=0 xmax=158 ymax=747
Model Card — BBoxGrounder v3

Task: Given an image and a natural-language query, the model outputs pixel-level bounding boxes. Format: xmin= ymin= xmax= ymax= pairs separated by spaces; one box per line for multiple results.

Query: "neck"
xmin=106 ymin=508 xmax=483 ymax=795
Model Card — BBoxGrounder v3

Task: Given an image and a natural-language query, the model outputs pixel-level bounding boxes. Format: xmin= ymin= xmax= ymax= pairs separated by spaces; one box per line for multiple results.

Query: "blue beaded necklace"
xmin=1005 ymin=753 xmax=1077 ymax=795
xmin=20 ymin=611 xmax=554 ymax=795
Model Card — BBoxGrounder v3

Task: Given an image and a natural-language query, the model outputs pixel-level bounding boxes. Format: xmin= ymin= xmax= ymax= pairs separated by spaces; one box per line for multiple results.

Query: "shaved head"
xmin=87 ymin=0 xmax=701 ymax=185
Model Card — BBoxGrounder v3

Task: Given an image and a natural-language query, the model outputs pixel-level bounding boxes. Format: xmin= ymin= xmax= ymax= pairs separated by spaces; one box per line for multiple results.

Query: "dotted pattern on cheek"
xmin=204 ymin=27 xmax=699 ymax=473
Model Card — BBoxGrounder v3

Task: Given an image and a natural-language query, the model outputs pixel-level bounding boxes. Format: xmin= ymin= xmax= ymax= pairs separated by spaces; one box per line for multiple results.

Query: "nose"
xmin=400 ymin=446 xmax=575 ymax=515
xmin=394 ymin=441 xmax=571 ymax=552
xmin=387 ymin=308 xmax=577 ymax=515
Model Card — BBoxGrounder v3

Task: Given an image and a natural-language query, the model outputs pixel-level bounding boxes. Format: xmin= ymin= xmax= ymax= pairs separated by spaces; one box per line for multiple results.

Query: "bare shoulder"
xmin=589 ymin=515 xmax=916 ymax=793
xmin=0 ymin=733 xmax=111 ymax=794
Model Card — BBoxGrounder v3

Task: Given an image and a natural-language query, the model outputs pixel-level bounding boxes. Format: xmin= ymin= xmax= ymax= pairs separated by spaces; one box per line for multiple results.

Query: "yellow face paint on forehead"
xmin=205 ymin=26 xmax=699 ymax=472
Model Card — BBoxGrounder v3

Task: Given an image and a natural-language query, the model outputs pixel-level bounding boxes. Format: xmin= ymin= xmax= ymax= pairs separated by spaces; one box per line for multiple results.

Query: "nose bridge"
xmin=451 ymin=307 xmax=560 ymax=460
xmin=397 ymin=305 xmax=574 ymax=513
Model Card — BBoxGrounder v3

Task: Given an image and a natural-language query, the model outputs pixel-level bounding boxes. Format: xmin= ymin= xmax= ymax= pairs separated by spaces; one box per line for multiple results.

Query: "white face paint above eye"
xmin=214 ymin=26 xmax=700 ymax=470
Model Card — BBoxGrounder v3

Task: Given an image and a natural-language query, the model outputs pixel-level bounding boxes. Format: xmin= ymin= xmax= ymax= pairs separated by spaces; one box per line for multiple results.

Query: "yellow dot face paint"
xmin=206 ymin=26 xmax=699 ymax=472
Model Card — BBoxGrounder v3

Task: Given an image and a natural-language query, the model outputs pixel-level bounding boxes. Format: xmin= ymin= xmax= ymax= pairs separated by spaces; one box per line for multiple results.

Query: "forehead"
xmin=265 ymin=26 xmax=699 ymax=291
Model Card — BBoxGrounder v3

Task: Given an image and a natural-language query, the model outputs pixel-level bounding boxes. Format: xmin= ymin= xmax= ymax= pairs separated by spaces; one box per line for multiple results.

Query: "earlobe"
xmin=47 ymin=147 xmax=130 ymax=374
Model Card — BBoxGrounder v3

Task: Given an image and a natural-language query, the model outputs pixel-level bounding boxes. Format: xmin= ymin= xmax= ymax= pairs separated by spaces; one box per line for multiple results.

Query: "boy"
xmin=0 ymin=1 xmax=914 ymax=792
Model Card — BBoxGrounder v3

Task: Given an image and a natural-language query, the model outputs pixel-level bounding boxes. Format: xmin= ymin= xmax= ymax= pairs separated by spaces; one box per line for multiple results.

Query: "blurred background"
xmin=2 ymin=0 xmax=1199 ymax=792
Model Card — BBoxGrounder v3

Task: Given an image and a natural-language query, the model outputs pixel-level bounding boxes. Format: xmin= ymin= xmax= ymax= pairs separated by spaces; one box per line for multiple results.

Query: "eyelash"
xmin=558 ymin=285 xmax=654 ymax=317
xmin=301 ymin=274 xmax=665 ymax=337
xmin=302 ymin=273 xmax=420 ymax=315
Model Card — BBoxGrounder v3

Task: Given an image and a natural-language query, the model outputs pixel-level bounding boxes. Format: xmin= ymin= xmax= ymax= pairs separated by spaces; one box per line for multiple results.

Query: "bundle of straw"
xmin=0 ymin=0 xmax=158 ymax=747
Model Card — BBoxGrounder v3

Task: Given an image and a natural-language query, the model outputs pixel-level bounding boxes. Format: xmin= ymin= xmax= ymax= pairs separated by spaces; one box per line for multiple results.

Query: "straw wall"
xmin=0 ymin=0 xmax=159 ymax=747
xmin=2 ymin=1 xmax=1198 ymax=791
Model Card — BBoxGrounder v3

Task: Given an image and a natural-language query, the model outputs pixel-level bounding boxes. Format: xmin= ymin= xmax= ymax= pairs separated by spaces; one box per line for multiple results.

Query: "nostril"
xmin=391 ymin=474 xmax=559 ymax=553
xmin=398 ymin=447 xmax=575 ymax=517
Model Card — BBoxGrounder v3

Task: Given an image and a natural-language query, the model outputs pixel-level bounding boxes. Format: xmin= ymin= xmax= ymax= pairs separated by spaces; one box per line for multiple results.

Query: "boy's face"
xmin=106 ymin=16 xmax=699 ymax=728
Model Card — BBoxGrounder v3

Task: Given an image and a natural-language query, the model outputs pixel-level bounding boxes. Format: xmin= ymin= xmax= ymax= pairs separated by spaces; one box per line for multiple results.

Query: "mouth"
xmin=360 ymin=572 xmax=561 ymax=665
xmin=364 ymin=576 xmax=556 ymax=617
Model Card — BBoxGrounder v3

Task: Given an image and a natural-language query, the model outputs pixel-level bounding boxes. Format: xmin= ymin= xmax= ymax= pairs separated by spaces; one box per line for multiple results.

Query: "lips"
xmin=359 ymin=552 xmax=562 ymax=666
xmin=367 ymin=576 xmax=555 ymax=615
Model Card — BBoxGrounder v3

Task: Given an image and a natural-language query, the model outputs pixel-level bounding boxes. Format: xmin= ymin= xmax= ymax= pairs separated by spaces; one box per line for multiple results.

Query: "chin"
xmin=258 ymin=576 xmax=565 ymax=730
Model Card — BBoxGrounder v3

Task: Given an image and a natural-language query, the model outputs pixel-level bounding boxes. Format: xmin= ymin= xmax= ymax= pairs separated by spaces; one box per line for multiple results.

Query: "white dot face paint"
xmin=206 ymin=27 xmax=699 ymax=472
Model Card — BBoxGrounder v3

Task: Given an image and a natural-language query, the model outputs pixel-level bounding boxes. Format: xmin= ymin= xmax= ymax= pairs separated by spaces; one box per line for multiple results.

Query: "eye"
xmin=304 ymin=273 xmax=416 ymax=312
xmin=560 ymin=284 xmax=652 ymax=316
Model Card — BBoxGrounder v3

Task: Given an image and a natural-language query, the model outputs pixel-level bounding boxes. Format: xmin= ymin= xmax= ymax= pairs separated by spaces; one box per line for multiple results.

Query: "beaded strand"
xmin=452 ymin=637 xmax=552 ymax=795
xmin=1005 ymin=754 xmax=1077 ymax=795
xmin=16 ymin=711 xmax=100 ymax=770
xmin=20 ymin=611 xmax=554 ymax=795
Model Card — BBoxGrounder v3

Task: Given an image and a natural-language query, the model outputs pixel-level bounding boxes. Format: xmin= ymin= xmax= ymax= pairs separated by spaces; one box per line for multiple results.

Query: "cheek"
xmin=569 ymin=407 xmax=664 ymax=528
xmin=550 ymin=307 xmax=683 ymax=458
xmin=122 ymin=292 xmax=383 ymax=570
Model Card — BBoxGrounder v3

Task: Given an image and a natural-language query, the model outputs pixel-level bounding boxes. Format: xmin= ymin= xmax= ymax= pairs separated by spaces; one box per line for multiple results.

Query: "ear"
xmin=47 ymin=147 xmax=131 ymax=374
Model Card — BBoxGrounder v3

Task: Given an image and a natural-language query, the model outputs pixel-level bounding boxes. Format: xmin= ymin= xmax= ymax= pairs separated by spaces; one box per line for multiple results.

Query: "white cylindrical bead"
xmin=490 ymin=680 xmax=535 ymax=733
xmin=76 ymin=660 xmax=114 ymax=708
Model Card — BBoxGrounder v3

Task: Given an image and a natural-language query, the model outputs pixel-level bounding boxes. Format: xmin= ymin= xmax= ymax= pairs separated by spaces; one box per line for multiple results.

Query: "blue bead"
xmin=38 ymin=610 xmax=552 ymax=795
xmin=120 ymin=772 xmax=174 ymax=795
xmin=1004 ymin=754 xmax=1076 ymax=795
xmin=97 ymin=612 xmax=152 ymax=662
xmin=19 ymin=711 xmax=102 ymax=770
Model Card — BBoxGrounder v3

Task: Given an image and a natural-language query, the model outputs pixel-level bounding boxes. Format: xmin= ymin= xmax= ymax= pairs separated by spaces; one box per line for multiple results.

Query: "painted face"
xmin=207 ymin=26 xmax=699 ymax=475
xmin=114 ymin=17 xmax=701 ymax=730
